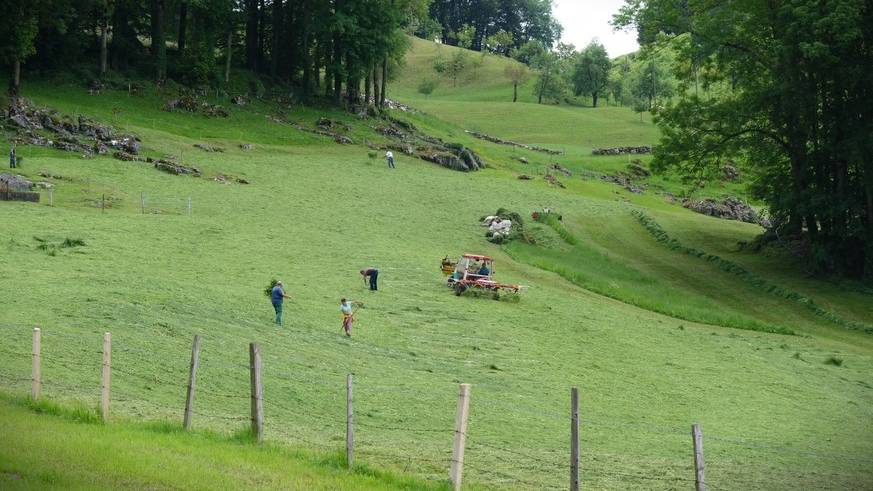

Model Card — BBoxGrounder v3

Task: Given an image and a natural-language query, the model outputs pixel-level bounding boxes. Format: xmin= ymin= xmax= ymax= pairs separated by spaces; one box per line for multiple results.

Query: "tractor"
xmin=441 ymin=254 xmax=522 ymax=299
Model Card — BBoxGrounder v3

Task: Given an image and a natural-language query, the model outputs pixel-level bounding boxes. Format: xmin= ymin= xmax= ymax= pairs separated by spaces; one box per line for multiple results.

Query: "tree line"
xmin=1 ymin=0 xmax=430 ymax=105
xmin=615 ymin=0 xmax=873 ymax=279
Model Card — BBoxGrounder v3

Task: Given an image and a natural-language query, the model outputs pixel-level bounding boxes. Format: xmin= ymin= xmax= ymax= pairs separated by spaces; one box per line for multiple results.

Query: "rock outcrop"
xmin=682 ymin=196 xmax=761 ymax=224
xmin=592 ymin=146 xmax=652 ymax=155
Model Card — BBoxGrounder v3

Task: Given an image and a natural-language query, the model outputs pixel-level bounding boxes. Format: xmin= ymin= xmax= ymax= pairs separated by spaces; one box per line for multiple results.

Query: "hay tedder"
xmin=441 ymin=254 xmax=523 ymax=298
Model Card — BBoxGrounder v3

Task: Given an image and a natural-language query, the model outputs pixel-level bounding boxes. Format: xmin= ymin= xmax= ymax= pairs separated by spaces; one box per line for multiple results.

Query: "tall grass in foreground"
xmin=505 ymin=233 xmax=794 ymax=335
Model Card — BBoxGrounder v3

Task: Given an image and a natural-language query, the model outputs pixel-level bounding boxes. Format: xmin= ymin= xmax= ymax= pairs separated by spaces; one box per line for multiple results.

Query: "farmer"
xmin=270 ymin=281 xmax=291 ymax=326
xmin=385 ymin=150 xmax=395 ymax=169
xmin=478 ymin=263 xmax=490 ymax=276
xmin=9 ymin=144 xmax=16 ymax=169
xmin=340 ymin=298 xmax=355 ymax=337
xmin=360 ymin=268 xmax=379 ymax=291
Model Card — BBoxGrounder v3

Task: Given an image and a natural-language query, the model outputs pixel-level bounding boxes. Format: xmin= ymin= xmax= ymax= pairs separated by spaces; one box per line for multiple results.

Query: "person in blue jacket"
xmin=270 ymin=281 xmax=292 ymax=326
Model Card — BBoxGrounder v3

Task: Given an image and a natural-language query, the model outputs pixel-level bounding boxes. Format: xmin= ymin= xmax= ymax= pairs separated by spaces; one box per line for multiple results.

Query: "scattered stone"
xmin=231 ymin=95 xmax=249 ymax=106
xmin=236 ymin=177 xmax=250 ymax=184
xmin=239 ymin=144 xmax=253 ymax=151
xmin=154 ymin=160 xmax=201 ymax=176
xmin=722 ymin=162 xmax=740 ymax=181
xmin=664 ymin=192 xmax=676 ymax=204
xmin=112 ymin=151 xmax=148 ymax=162
xmin=465 ymin=130 xmax=563 ymax=155
xmin=592 ymin=146 xmax=652 ymax=155
xmin=334 ymin=135 xmax=353 ymax=144
xmin=377 ymin=124 xmax=406 ymax=139
xmin=201 ymin=102 xmax=229 ymax=118
xmin=544 ymin=174 xmax=566 ymax=188
xmin=601 ymin=173 xmax=646 ymax=194
xmin=548 ymin=163 xmax=572 ymax=177
xmin=383 ymin=99 xmax=417 ymax=112
xmin=682 ymin=196 xmax=760 ymax=224
xmin=518 ymin=174 xmax=533 ymax=180
xmin=35 ymin=181 xmax=53 ymax=189
xmin=163 ymin=95 xmax=198 ymax=112
xmin=194 ymin=143 xmax=225 ymax=153
xmin=0 ymin=174 xmax=33 ymax=190
xmin=513 ymin=156 xmax=529 ymax=164
xmin=317 ymin=117 xmax=350 ymax=131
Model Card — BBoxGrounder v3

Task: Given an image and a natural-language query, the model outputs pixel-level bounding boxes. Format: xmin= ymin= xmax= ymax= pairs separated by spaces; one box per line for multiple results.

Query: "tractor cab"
xmin=443 ymin=253 xmax=521 ymax=297
xmin=451 ymin=254 xmax=494 ymax=282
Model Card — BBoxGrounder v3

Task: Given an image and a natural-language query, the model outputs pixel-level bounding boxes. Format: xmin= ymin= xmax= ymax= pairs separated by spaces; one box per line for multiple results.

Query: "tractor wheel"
xmin=454 ymin=284 xmax=467 ymax=296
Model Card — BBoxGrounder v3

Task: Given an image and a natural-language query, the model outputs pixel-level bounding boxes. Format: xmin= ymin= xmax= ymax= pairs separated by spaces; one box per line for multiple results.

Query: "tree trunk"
xmin=380 ymin=57 xmax=387 ymax=107
xmin=12 ymin=58 xmax=20 ymax=94
xmin=257 ymin=0 xmax=265 ymax=71
xmin=225 ymin=30 xmax=233 ymax=83
xmin=245 ymin=0 xmax=258 ymax=70
xmin=512 ymin=82 xmax=517 ymax=102
xmin=99 ymin=8 xmax=109 ymax=75
xmin=372 ymin=64 xmax=380 ymax=107
xmin=151 ymin=0 xmax=166 ymax=81
xmin=364 ymin=72 xmax=371 ymax=105
xmin=178 ymin=1 xmax=187 ymax=53
xmin=592 ymin=92 xmax=598 ymax=108
xmin=270 ymin=0 xmax=282 ymax=78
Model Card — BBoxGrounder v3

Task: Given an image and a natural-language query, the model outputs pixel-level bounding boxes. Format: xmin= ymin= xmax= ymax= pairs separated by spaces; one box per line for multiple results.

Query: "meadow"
xmin=0 ymin=38 xmax=871 ymax=490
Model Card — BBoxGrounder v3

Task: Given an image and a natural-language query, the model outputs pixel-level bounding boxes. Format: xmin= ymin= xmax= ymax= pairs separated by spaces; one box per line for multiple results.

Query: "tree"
xmin=616 ymin=0 xmax=873 ymax=278
xmin=151 ymin=0 xmax=166 ymax=80
xmin=447 ymin=50 xmax=466 ymax=87
xmin=511 ymin=39 xmax=546 ymax=66
xmin=0 ymin=0 xmax=38 ymax=92
xmin=454 ymin=23 xmax=474 ymax=49
xmin=630 ymin=57 xmax=673 ymax=110
xmin=572 ymin=41 xmax=610 ymax=107
xmin=530 ymin=49 xmax=565 ymax=104
xmin=503 ymin=63 xmax=530 ymax=102
xmin=484 ymin=29 xmax=513 ymax=55
xmin=427 ymin=0 xmax=561 ymax=53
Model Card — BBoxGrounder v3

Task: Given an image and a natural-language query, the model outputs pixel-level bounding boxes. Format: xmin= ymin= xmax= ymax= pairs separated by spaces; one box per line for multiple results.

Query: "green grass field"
xmin=0 ymin=37 xmax=871 ymax=490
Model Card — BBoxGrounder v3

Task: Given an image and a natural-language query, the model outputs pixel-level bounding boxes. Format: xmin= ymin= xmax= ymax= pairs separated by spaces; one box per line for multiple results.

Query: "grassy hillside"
xmin=0 ymin=39 xmax=871 ymax=490
xmin=0 ymin=396 xmax=443 ymax=490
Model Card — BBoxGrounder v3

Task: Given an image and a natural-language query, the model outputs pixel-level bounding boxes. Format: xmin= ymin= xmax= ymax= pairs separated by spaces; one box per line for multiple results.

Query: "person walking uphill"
xmin=9 ymin=144 xmax=16 ymax=169
xmin=361 ymin=268 xmax=379 ymax=291
xmin=270 ymin=281 xmax=291 ymax=326
xmin=385 ymin=150 xmax=395 ymax=169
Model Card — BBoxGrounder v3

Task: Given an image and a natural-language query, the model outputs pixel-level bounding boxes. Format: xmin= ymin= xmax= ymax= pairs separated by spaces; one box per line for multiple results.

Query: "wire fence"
xmin=0 ymin=323 xmax=870 ymax=490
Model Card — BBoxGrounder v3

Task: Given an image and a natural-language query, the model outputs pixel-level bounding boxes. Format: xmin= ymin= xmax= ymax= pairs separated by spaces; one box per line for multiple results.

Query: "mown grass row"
xmin=632 ymin=210 xmax=873 ymax=334
xmin=504 ymin=227 xmax=792 ymax=335
xmin=533 ymin=212 xmax=578 ymax=245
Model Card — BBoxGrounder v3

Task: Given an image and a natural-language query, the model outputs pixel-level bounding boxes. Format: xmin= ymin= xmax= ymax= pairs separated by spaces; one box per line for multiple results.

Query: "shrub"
xmin=417 ymin=78 xmax=439 ymax=97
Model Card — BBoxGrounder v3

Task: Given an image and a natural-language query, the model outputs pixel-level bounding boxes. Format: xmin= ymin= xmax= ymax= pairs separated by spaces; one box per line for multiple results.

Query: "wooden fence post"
xmin=102 ymin=193 xmax=105 ymax=212
xmin=570 ymin=387 xmax=579 ymax=491
xmin=346 ymin=374 xmax=354 ymax=470
xmin=183 ymin=334 xmax=202 ymax=430
xmin=450 ymin=383 xmax=471 ymax=491
xmin=101 ymin=332 xmax=111 ymax=422
xmin=187 ymin=197 xmax=192 ymax=216
xmin=692 ymin=424 xmax=706 ymax=491
xmin=249 ymin=342 xmax=264 ymax=443
xmin=140 ymin=192 xmax=145 ymax=214
xmin=31 ymin=327 xmax=41 ymax=400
